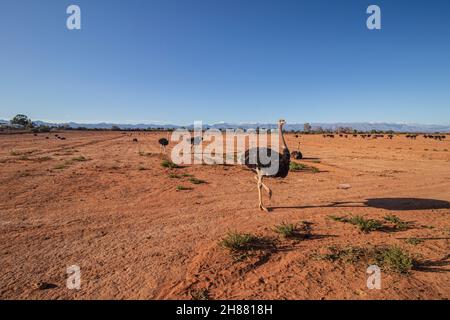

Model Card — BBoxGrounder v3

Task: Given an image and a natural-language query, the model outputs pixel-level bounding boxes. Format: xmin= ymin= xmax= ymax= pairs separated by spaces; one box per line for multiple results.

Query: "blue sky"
xmin=1 ymin=0 xmax=449 ymax=125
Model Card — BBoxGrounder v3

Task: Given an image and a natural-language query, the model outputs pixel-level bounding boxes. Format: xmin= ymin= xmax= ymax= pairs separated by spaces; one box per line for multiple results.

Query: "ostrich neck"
xmin=279 ymin=124 xmax=288 ymax=152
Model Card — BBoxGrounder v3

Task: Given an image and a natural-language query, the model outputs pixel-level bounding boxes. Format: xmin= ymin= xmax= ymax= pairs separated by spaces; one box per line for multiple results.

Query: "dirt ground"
xmin=0 ymin=131 xmax=449 ymax=300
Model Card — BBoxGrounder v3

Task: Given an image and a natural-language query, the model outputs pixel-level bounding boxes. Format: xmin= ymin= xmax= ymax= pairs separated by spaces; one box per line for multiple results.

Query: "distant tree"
xmin=111 ymin=125 xmax=121 ymax=131
xmin=11 ymin=114 xmax=33 ymax=128
xmin=303 ymin=123 xmax=312 ymax=133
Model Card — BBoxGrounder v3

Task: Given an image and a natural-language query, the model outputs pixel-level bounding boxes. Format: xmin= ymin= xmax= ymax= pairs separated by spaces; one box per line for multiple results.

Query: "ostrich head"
xmin=278 ymin=119 xmax=286 ymax=127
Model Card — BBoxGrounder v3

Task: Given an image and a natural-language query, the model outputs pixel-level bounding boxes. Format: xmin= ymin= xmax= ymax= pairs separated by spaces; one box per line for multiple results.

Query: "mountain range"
xmin=1 ymin=119 xmax=449 ymax=133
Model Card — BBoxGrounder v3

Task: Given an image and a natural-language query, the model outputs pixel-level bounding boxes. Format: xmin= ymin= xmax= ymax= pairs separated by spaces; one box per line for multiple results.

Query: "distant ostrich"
xmin=158 ymin=133 xmax=170 ymax=153
xmin=291 ymin=142 xmax=303 ymax=160
xmin=190 ymin=136 xmax=203 ymax=152
xmin=243 ymin=119 xmax=290 ymax=212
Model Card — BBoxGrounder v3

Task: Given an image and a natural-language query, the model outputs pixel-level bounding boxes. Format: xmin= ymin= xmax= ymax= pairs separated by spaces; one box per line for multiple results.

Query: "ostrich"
xmin=190 ymin=136 xmax=203 ymax=152
xmin=291 ymin=142 xmax=303 ymax=160
xmin=243 ymin=119 xmax=290 ymax=212
xmin=158 ymin=133 xmax=169 ymax=153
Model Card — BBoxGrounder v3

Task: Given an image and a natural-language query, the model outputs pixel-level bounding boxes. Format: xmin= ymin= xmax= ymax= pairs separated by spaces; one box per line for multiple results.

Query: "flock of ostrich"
xmin=153 ymin=120 xmax=448 ymax=212
xmin=30 ymin=122 xmax=447 ymax=212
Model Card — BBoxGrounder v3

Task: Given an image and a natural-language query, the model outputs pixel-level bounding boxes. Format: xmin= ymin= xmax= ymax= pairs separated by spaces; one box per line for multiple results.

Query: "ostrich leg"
xmin=257 ymin=171 xmax=269 ymax=212
xmin=254 ymin=176 xmax=272 ymax=199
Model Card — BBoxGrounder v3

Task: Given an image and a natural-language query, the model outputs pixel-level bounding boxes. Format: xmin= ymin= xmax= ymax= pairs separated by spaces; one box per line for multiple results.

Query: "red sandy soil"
xmin=0 ymin=131 xmax=449 ymax=300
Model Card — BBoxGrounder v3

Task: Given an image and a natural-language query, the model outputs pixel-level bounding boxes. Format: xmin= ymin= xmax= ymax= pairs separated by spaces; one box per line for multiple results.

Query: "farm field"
xmin=0 ymin=131 xmax=449 ymax=299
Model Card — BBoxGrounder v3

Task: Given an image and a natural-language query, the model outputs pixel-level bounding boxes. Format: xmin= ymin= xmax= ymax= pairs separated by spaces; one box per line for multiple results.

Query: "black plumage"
xmin=158 ymin=138 xmax=169 ymax=147
xmin=190 ymin=136 xmax=203 ymax=146
xmin=244 ymin=148 xmax=290 ymax=178
xmin=291 ymin=150 xmax=303 ymax=160
xmin=291 ymin=142 xmax=303 ymax=160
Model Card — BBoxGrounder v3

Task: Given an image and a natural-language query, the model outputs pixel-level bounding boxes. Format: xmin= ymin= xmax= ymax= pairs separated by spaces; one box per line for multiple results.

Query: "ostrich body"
xmin=190 ymin=136 xmax=203 ymax=152
xmin=158 ymin=132 xmax=170 ymax=153
xmin=158 ymin=137 xmax=169 ymax=153
xmin=243 ymin=119 xmax=290 ymax=212
xmin=291 ymin=142 xmax=303 ymax=160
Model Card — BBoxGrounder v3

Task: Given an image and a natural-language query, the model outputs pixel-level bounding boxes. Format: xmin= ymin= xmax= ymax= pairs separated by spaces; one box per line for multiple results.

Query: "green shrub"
xmin=329 ymin=215 xmax=383 ymax=233
xmin=190 ymin=289 xmax=209 ymax=300
xmin=373 ymin=246 xmax=414 ymax=274
xmin=318 ymin=245 xmax=414 ymax=274
xmin=384 ymin=215 xmax=409 ymax=230
xmin=189 ymin=177 xmax=206 ymax=185
xmin=405 ymin=238 xmax=424 ymax=246
xmin=219 ymin=231 xmax=257 ymax=252
xmin=289 ymin=162 xmax=307 ymax=172
xmin=161 ymin=160 xmax=180 ymax=169
xmin=176 ymin=185 xmax=191 ymax=191
xmin=71 ymin=156 xmax=87 ymax=162
xmin=273 ymin=222 xmax=297 ymax=239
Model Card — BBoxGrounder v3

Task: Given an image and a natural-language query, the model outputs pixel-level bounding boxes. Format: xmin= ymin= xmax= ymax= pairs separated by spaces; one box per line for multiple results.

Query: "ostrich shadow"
xmin=415 ymin=254 xmax=450 ymax=273
xmin=270 ymin=198 xmax=450 ymax=211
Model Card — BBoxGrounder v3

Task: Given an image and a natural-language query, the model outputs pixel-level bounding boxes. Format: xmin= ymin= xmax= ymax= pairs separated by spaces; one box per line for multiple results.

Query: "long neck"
xmin=279 ymin=124 xmax=288 ymax=152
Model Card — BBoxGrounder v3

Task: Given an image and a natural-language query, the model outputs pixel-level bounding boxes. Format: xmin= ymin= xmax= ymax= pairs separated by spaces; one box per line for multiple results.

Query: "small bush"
xmin=405 ymin=238 xmax=424 ymax=246
xmin=182 ymin=173 xmax=194 ymax=177
xmin=373 ymin=246 xmax=414 ymax=274
xmin=176 ymin=185 xmax=191 ymax=191
xmin=290 ymin=162 xmax=319 ymax=173
xmin=219 ymin=231 xmax=257 ymax=252
xmin=189 ymin=177 xmax=206 ymax=185
xmin=347 ymin=216 xmax=383 ymax=233
xmin=54 ymin=163 xmax=68 ymax=170
xmin=318 ymin=245 xmax=414 ymax=274
xmin=161 ymin=160 xmax=180 ymax=169
xmin=190 ymin=289 xmax=209 ymax=300
xmin=384 ymin=215 xmax=409 ymax=230
xmin=328 ymin=215 xmax=348 ymax=222
xmin=310 ymin=166 xmax=320 ymax=173
xmin=329 ymin=215 xmax=383 ymax=233
xmin=72 ymin=156 xmax=87 ymax=162
xmin=168 ymin=173 xmax=181 ymax=179
xmin=289 ymin=162 xmax=307 ymax=172
xmin=273 ymin=222 xmax=297 ymax=238
xmin=319 ymin=246 xmax=367 ymax=264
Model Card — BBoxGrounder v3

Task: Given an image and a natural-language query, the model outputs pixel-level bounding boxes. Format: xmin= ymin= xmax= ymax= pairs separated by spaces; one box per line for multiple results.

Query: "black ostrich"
xmin=158 ymin=133 xmax=169 ymax=153
xmin=243 ymin=119 xmax=290 ymax=212
xmin=291 ymin=142 xmax=303 ymax=160
xmin=190 ymin=136 xmax=203 ymax=152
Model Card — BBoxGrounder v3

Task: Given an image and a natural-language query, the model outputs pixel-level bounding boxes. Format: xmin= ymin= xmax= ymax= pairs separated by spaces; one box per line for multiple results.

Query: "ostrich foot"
xmin=259 ymin=204 xmax=270 ymax=212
